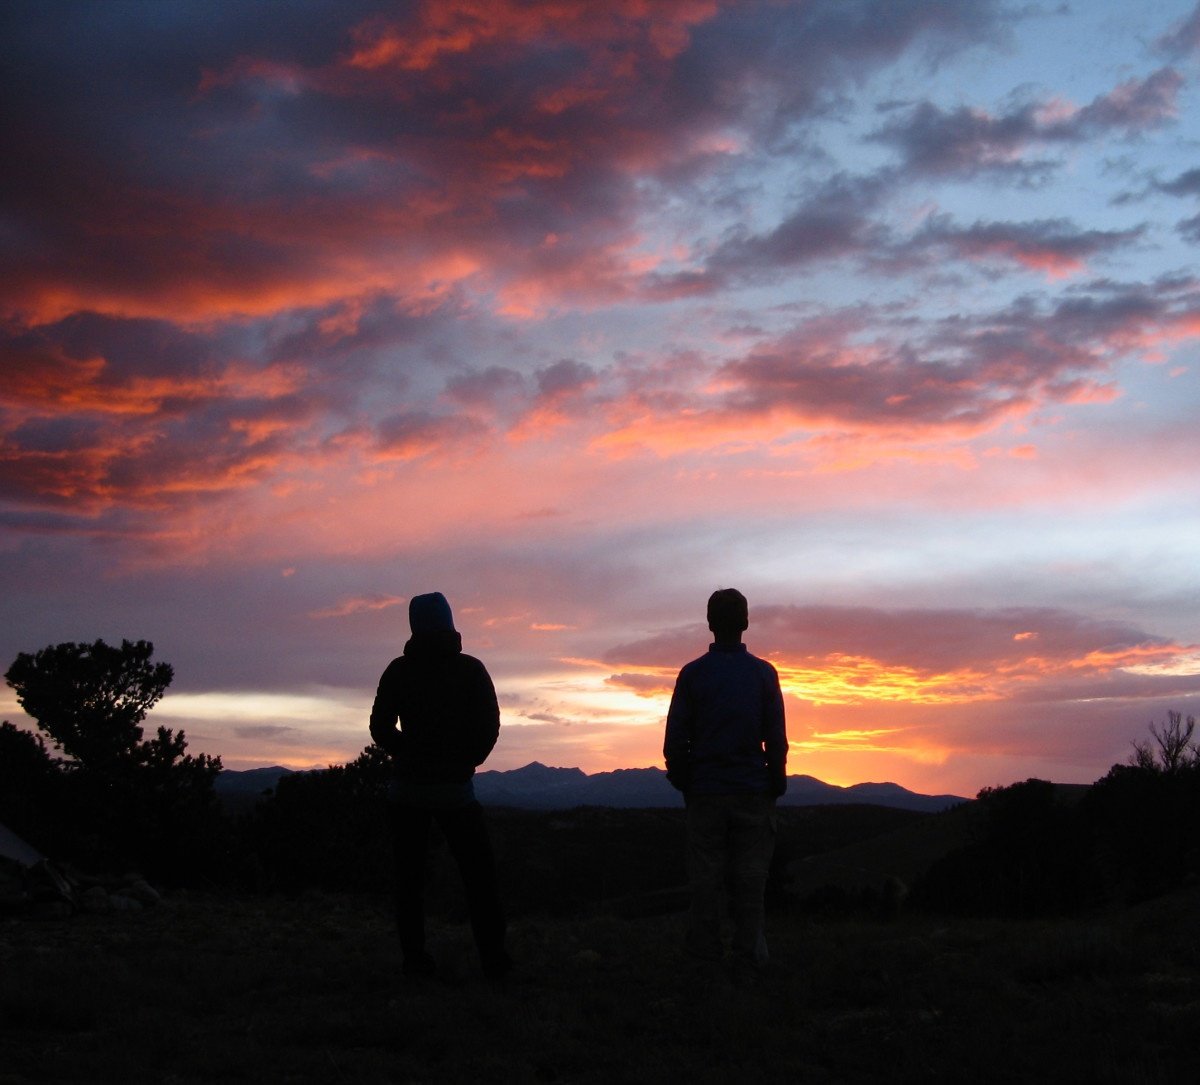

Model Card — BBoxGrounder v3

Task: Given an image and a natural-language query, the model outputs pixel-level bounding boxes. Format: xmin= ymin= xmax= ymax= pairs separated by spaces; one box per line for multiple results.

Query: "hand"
xmin=666 ymin=764 xmax=690 ymax=793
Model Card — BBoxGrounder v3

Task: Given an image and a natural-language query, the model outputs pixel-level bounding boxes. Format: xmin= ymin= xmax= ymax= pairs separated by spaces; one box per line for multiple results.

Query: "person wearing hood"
xmin=369 ymin=591 xmax=510 ymax=980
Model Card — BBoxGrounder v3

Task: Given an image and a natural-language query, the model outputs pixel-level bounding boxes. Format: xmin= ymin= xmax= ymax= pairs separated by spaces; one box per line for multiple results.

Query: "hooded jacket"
xmin=369 ymin=628 xmax=500 ymax=784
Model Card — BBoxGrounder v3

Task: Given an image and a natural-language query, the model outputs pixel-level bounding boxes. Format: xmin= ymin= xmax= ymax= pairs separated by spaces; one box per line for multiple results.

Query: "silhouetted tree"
xmin=913 ymin=779 xmax=1096 ymax=916
xmin=6 ymin=639 xmax=173 ymax=769
xmin=1131 ymin=710 xmax=1197 ymax=774
xmin=242 ymin=745 xmax=392 ymax=892
xmin=1086 ymin=712 xmax=1200 ymax=901
xmin=4 ymin=640 xmax=222 ymax=882
xmin=5 ymin=638 xmax=219 ymax=785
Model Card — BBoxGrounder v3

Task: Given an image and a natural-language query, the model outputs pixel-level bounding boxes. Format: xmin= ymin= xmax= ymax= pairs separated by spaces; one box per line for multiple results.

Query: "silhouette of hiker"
xmin=663 ymin=588 xmax=787 ymax=975
xmin=369 ymin=592 xmax=511 ymax=980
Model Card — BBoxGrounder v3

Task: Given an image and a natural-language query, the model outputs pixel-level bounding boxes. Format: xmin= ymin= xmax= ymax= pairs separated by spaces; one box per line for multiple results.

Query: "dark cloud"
xmin=671 ymin=0 xmax=1005 ymax=141
xmin=0 ymin=0 xmax=1006 ymax=323
xmin=871 ymin=100 xmax=1054 ymax=180
xmin=722 ymin=342 xmax=1014 ymax=433
xmin=535 ymin=359 xmax=597 ymax=399
xmin=709 ymin=172 xmax=891 ymax=280
xmin=651 ymin=173 xmax=1143 ymax=295
xmin=1148 ymin=167 xmax=1200 ymax=243
xmin=1178 ymin=213 xmax=1200 ymax=244
xmin=1073 ymin=68 xmax=1183 ymax=133
xmin=592 ymin=274 xmax=1200 ymax=448
xmin=0 ymin=314 xmax=325 ymax=511
xmin=1155 ymin=167 xmax=1200 ymax=197
xmin=1156 ymin=2 xmax=1200 ymax=57
xmin=641 ymin=171 xmax=901 ymax=298
xmin=374 ymin=409 xmax=489 ymax=460
xmin=444 ymin=366 xmax=528 ymax=410
xmin=233 ymin=725 xmax=302 ymax=741
xmin=872 ymin=69 xmax=1182 ymax=180
xmin=903 ymin=215 xmax=1144 ymax=275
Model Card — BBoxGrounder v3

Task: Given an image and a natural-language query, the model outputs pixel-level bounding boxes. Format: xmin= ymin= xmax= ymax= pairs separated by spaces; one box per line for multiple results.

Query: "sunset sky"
xmin=3 ymin=0 xmax=1199 ymax=797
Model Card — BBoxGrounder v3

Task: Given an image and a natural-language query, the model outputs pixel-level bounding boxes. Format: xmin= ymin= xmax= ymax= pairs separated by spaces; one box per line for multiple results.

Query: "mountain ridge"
xmin=215 ymin=761 xmax=968 ymax=812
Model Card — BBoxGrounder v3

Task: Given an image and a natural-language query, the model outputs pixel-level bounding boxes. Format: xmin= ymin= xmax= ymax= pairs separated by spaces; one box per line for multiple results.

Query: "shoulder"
xmin=748 ymin=653 xmax=780 ymax=678
xmin=677 ymin=654 xmax=710 ymax=677
xmin=458 ymin=653 xmax=494 ymax=678
xmin=379 ymin=656 xmax=406 ymax=678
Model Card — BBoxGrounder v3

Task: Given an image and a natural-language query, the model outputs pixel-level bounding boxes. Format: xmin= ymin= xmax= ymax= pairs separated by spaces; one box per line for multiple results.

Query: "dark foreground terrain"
xmin=2 ymin=879 xmax=1199 ymax=1083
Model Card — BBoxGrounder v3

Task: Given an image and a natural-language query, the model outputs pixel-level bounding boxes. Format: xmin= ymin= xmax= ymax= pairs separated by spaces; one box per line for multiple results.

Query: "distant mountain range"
xmin=215 ymin=762 xmax=967 ymax=813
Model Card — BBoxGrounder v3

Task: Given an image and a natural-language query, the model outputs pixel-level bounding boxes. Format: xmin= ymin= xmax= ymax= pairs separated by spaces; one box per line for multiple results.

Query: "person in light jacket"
xmin=664 ymin=588 xmax=787 ymax=973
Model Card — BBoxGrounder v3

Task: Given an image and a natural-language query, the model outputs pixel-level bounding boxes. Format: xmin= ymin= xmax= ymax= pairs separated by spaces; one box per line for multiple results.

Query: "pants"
xmin=390 ymin=799 xmax=506 ymax=968
xmin=685 ymin=792 xmax=776 ymax=966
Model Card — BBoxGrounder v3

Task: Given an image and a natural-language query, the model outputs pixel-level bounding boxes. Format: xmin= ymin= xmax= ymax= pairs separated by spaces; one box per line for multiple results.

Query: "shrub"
xmin=913 ymin=779 xmax=1097 ymax=916
xmin=4 ymin=640 xmax=223 ymax=884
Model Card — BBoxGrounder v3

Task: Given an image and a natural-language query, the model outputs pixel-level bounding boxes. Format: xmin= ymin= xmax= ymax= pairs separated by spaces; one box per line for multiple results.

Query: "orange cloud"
xmin=346 ymin=1 xmax=717 ymax=74
xmin=3 ymin=351 xmax=304 ymax=418
xmin=311 ymin=594 xmax=407 ymax=619
xmin=775 ymin=655 xmax=995 ymax=706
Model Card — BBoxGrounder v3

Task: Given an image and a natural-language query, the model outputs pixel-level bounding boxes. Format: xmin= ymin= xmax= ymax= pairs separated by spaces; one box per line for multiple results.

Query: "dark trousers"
xmin=686 ymin=793 xmax=776 ymax=966
xmin=390 ymin=800 xmax=506 ymax=967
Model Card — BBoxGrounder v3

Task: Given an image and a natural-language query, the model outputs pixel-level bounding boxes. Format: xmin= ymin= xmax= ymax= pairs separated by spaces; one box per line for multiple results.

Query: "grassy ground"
xmin=2 ymin=883 xmax=1199 ymax=1083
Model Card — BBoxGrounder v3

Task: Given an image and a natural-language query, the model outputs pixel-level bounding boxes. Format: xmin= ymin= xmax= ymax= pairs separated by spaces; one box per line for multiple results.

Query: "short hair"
xmin=707 ymin=588 xmax=748 ymax=632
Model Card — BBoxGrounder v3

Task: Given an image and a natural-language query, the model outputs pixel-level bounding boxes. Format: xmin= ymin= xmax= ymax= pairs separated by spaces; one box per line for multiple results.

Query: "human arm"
xmin=368 ymin=660 xmax=406 ymax=759
xmin=663 ymin=668 xmax=692 ymax=793
xmin=465 ymin=658 xmax=501 ymax=767
xmin=763 ymin=663 xmax=787 ymax=796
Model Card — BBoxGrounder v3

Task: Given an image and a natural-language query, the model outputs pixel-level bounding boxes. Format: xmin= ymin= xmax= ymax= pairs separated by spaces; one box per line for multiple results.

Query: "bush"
xmin=4 ymin=640 xmax=223 ymax=884
xmin=238 ymin=746 xmax=392 ymax=893
xmin=1084 ymin=762 xmax=1200 ymax=901
xmin=913 ymin=779 xmax=1098 ymax=916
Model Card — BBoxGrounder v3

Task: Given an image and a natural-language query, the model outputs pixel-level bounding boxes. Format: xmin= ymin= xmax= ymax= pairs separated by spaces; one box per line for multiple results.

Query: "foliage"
xmin=914 ymin=712 xmax=1200 ymax=915
xmin=236 ymin=745 xmax=393 ymax=893
xmin=1085 ymin=738 xmax=1200 ymax=901
xmin=5 ymin=639 xmax=173 ymax=770
xmin=912 ymin=778 xmax=1097 ymax=916
xmin=0 ymin=721 xmax=65 ymax=846
xmin=3 ymin=640 xmax=222 ymax=883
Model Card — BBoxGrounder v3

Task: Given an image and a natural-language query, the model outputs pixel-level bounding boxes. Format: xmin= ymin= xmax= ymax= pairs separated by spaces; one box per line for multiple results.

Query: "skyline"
xmin=3 ymin=0 xmax=1199 ymax=796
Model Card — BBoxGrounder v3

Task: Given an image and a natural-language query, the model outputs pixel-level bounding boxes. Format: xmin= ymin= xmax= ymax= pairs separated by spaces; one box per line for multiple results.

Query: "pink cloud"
xmin=311 ymin=594 xmax=406 ymax=619
xmin=606 ymin=604 xmax=1197 ymax=704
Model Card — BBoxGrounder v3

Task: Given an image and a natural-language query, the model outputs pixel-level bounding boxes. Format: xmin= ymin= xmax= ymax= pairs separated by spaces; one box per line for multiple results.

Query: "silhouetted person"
xmin=369 ymin=592 xmax=511 ymax=980
xmin=663 ymin=588 xmax=787 ymax=975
